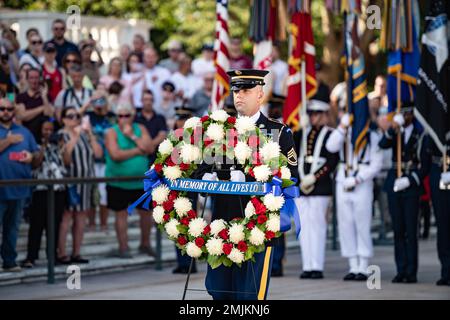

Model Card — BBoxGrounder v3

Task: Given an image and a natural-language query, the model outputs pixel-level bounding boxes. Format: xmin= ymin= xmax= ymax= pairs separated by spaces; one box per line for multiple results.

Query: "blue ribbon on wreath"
xmin=127 ymin=169 xmax=163 ymax=215
xmin=264 ymin=176 xmax=301 ymax=238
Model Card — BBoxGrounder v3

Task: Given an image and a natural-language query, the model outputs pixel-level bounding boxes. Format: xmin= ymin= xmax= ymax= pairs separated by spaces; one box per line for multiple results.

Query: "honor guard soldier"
xmin=326 ymin=112 xmax=383 ymax=281
xmin=419 ymin=134 xmax=450 ymax=286
xmin=294 ymin=98 xmax=339 ymax=280
xmin=378 ymin=103 xmax=425 ymax=283
xmin=197 ymin=69 xmax=299 ymax=300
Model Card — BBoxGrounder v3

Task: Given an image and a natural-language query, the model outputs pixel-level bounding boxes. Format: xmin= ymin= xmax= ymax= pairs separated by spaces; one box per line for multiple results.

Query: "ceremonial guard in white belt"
xmin=294 ymin=99 xmax=339 ymax=279
xmin=197 ymin=69 xmax=299 ymax=299
xmin=326 ymin=113 xmax=383 ymax=281
xmin=378 ymin=103 xmax=426 ymax=283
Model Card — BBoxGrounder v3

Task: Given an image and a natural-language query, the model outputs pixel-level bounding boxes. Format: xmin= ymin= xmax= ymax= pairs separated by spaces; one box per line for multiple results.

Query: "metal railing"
xmin=0 ymin=176 xmax=163 ymax=284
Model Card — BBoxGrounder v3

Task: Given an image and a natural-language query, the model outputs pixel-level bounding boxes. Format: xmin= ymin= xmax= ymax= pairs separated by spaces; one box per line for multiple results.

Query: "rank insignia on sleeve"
xmin=287 ymin=148 xmax=298 ymax=166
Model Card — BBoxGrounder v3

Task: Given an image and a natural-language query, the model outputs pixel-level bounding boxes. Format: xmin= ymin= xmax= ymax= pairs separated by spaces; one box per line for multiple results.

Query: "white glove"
xmin=343 ymin=176 xmax=357 ymax=190
xmin=230 ymin=170 xmax=245 ymax=182
xmin=440 ymin=172 xmax=450 ymax=185
xmin=301 ymin=174 xmax=316 ymax=187
xmin=300 ymin=114 xmax=310 ymax=128
xmin=340 ymin=113 xmax=351 ymax=129
xmin=393 ymin=177 xmax=410 ymax=192
xmin=202 ymin=172 xmax=218 ymax=181
xmin=393 ymin=113 xmax=405 ymax=127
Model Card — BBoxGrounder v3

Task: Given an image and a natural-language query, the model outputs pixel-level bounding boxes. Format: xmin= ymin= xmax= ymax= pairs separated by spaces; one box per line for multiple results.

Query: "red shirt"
xmin=42 ymin=64 xmax=63 ymax=103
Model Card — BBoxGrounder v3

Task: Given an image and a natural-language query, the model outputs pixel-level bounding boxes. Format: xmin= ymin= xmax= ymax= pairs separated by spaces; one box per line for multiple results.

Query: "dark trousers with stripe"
xmin=430 ymin=164 xmax=450 ymax=281
xmin=205 ymin=246 xmax=273 ymax=300
xmin=387 ymin=192 xmax=419 ymax=278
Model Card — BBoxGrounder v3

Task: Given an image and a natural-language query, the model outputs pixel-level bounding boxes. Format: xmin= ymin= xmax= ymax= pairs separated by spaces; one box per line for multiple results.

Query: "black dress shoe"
xmin=392 ymin=274 xmax=405 ymax=283
xmin=271 ymin=269 xmax=283 ymax=277
xmin=300 ymin=271 xmax=312 ymax=279
xmin=311 ymin=271 xmax=324 ymax=279
xmin=405 ymin=275 xmax=417 ymax=283
xmin=343 ymin=273 xmax=357 ymax=281
xmin=354 ymin=273 xmax=368 ymax=281
xmin=436 ymin=278 xmax=450 ymax=286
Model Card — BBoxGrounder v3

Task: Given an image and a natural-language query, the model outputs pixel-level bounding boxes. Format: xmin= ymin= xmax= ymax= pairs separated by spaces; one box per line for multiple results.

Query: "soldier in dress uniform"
xmin=419 ymin=134 xmax=450 ymax=286
xmin=378 ymin=103 xmax=425 ymax=283
xmin=325 ymin=111 xmax=383 ymax=281
xmin=294 ymin=98 xmax=339 ymax=280
xmin=197 ymin=69 xmax=299 ymax=300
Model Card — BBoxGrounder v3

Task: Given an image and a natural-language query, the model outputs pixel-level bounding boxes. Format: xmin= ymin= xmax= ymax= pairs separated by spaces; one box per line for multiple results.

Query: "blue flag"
xmin=344 ymin=12 xmax=370 ymax=155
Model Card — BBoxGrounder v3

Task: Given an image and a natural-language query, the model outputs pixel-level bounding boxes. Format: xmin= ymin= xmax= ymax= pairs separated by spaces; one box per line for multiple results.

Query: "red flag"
xmin=283 ymin=12 xmax=317 ymax=131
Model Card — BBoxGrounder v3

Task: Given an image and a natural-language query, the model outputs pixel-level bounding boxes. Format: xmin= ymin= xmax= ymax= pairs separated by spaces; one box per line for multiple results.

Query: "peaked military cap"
xmin=175 ymin=105 xmax=195 ymax=120
xmin=227 ymin=69 xmax=269 ymax=91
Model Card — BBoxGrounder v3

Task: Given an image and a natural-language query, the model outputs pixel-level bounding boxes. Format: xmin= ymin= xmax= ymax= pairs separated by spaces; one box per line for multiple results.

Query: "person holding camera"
xmin=56 ymin=106 xmax=102 ymax=264
xmin=0 ymin=97 xmax=39 ymax=272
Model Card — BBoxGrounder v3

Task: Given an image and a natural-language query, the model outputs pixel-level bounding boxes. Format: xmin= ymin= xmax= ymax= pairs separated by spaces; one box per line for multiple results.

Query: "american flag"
xmin=210 ymin=0 xmax=231 ymax=112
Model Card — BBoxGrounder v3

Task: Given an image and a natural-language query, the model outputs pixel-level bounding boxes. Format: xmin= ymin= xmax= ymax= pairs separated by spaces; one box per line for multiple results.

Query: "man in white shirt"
xmin=192 ymin=43 xmax=215 ymax=79
xmin=270 ymin=46 xmax=288 ymax=96
xmin=132 ymin=47 xmax=171 ymax=110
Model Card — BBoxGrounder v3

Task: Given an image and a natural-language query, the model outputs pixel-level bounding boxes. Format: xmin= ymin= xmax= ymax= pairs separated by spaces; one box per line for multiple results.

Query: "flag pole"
xmin=301 ymin=57 xmax=307 ymax=158
xmin=395 ymin=5 xmax=402 ymax=179
xmin=343 ymin=11 xmax=350 ymax=178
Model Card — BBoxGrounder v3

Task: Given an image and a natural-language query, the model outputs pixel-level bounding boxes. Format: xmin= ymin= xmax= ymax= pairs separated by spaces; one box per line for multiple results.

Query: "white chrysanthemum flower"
xmin=163 ymin=165 xmax=182 ymax=180
xmin=263 ymin=194 xmax=285 ymax=212
xmin=227 ymin=248 xmax=244 ymax=264
xmin=280 ymin=166 xmax=291 ymax=180
xmin=260 ymin=141 xmax=281 ymax=162
xmin=165 ymin=219 xmax=180 ymax=238
xmin=210 ymin=219 xmax=227 ymax=237
xmin=253 ymin=164 xmax=272 ymax=182
xmin=152 ymin=206 xmax=165 ymax=224
xmin=249 ymin=227 xmax=265 ymax=245
xmin=183 ymin=116 xmax=201 ymax=129
xmin=234 ymin=141 xmax=252 ymax=164
xmin=266 ymin=214 xmax=280 ymax=232
xmin=229 ymin=224 xmax=245 ymax=244
xmin=151 ymin=185 xmax=170 ymax=205
xmin=210 ymin=109 xmax=229 ymax=122
xmin=244 ymin=201 xmax=256 ymax=218
xmin=188 ymin=217 xmax=208 ymax=237
xmin=205 ymin=123 xmax=225 ymax=141
xmin=205 ymin=238 xmax=224 ymax=256
xmin=158 ymin=139 xmax=173 ymax=155
xmin=235 ymin=116 xmax=256 ymax=135
xmin=186 ymin=242 xmax=203 ymax=258
xmin=174 ymin=197 xmax=192 ymax=217
xmin=180 ymin=143 xmax=201 ymax=163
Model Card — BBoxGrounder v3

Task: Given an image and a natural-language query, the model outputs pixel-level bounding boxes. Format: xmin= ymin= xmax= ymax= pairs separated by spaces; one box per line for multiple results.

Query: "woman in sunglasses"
xmin=56 ymin=106 xmax=102 ymax=264
xmin=18 ymin=35 xmax=44 ymax=70
xmin=104 ymin=104 xmax=154 ymax=258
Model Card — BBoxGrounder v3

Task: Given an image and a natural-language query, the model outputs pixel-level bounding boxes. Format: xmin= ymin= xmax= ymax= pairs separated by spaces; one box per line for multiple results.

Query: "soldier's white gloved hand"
xmin=440 ymin=172 xmax=450 ymax=185
xmin=300 ymin=114 xmax=310 ymax=128
xmin=230 ymin=170 xmax=246 ymax=182
xmin=393 ymin=177 xmax=410 ymax=192
xmin=393 ymin=113 xmax=405 ymax=127
xmin=202 ymin=172 xmax=218 ymax=181
xmin=343 ymin=176 xmax=357 ymax=189
xmin=340 ymin=113 xmax=351 ymax=129
xmin=301 ymin=174 xmax=316 ymax=187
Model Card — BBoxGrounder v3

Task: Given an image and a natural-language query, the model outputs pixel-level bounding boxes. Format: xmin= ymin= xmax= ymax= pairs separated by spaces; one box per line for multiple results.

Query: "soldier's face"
xmin=233 ymin=86 xmax=264 ymax=117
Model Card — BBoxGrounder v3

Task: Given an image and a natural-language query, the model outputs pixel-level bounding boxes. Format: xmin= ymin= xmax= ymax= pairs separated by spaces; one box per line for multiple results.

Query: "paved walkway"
xmin=0 ymin=239 xmax=448 ymax=300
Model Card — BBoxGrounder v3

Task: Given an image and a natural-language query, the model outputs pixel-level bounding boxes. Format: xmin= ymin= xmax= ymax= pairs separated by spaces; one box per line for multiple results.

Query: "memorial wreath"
xmin=128 ymin=109 xmax=300 ymax=269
